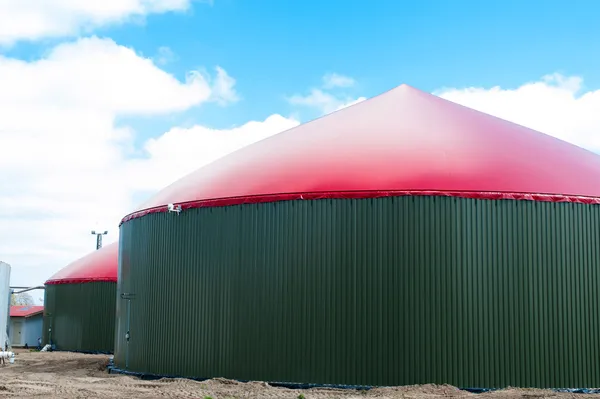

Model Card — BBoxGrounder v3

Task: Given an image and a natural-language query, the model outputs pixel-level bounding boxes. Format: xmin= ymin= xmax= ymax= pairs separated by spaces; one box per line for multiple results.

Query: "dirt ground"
xmin=0 ymin=350 xmax=598 ymax=398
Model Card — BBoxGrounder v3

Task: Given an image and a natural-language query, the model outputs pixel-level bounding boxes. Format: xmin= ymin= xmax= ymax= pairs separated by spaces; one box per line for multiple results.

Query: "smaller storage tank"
xmin=0 ymin=262 xmax=10 ymax=350
xmin=43 ymin=243 xmax=117 ymax=353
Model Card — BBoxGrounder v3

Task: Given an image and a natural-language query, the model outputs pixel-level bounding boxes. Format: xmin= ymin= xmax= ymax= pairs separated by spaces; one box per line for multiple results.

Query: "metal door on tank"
xmin=120 ymin=292 xmax=135 ymax=369
xmin=12 ymin=321 xmax=22 ymax=346
xmin=46 ymin=315 xmax=54 ymax=345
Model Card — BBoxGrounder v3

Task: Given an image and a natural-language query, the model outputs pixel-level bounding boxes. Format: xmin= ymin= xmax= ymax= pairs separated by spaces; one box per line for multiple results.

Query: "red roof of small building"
xmin=121 ymin=84 xmax=600 ymax=224
xmin=10 ymin=305 xmax=44 ymax=318
xmin=45 ymin=242 xmax=118 ymax=285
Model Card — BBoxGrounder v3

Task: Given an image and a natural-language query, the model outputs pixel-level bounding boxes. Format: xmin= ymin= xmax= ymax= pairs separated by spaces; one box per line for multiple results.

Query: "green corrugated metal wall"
xmin=115 ymin=196 xmax=600 ymax=388
xmin=43 ymin=282 xmax=116 ymax=353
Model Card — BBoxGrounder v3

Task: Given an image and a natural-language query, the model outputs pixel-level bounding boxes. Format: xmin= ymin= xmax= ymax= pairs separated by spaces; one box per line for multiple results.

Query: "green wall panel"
xmin=115 ymin=196 xmax=600 ymax=388
xmin=43 ymin=282 xmax=116 ymax=353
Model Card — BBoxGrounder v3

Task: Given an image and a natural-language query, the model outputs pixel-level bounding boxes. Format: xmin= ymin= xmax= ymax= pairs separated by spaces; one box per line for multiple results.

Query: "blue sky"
xmin=109 ymin=0 xmax=600 ymax=125
xmin=5 ymin=0 xmax=598 ymax=141
xmin=3 ymin=0 xmax=600 ymax=288
xmin=125 ymin=0 xmax=598 ymax=139
xmin=125 ymin=0 xmax=597 ymax=130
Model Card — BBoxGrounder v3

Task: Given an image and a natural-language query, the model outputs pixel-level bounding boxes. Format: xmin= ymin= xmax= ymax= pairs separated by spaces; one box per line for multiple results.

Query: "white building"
xmin=10 ymin=306 xmax=44 ymax=347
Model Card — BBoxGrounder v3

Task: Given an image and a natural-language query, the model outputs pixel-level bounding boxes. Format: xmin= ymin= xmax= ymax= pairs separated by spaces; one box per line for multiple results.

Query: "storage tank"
xmin=43 ymin=242 xmax=117 ymax=353
xmin=0 ymin=262 xmax=10 ymax=350
xmin=115 ymin=84 xmax=600 ymax=388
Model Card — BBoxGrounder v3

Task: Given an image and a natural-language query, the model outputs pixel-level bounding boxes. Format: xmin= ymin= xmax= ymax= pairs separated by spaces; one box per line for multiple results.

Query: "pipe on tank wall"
xmin=11 ymin=286 xmax=44 ymax=294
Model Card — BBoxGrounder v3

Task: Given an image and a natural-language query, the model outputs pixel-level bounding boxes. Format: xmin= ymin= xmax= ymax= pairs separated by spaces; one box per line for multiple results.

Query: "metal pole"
xmin=6 ymin=289 xmax=12 ymax=351
xmin=91 ymin=230 xmax=108 ymax=250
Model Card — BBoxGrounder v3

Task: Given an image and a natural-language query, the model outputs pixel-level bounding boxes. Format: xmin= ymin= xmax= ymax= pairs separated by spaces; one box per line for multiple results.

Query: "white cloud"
xmin=289 ymin=89 xmax=340 ymax=114
xmin=0 ymin=37 xmax=226 ymax=114
xmin=209 ymin=66 xmax=241 ymax=106
xmin=436 ymin=73 xmax=600 ymax=153
xmin=288 ymin=88 xmax=366 ymax=114
xmin=0 ymin=36 xmax=295 ymax=287
xmin=289 ymin=73 xmax=364 ymax=115
xmin=322 ymin=73 xmax=355 ymax=89
xmin=128 ymin=114 xmax=299 ymax=192
xmin=335 ymin=96 xmax=367 ymax=111
xmin=154 ymin=46 xmax=177 ymax=66
xmin=0 ymin=0 xmax=203 ymax=45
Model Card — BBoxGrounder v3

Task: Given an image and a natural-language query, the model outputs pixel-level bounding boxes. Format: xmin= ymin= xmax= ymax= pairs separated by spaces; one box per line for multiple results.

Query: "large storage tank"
xmin=115 ymin=84 xmax=600 ymax=388
xmin=0 ymin=262 xmax=10 ymax=349
xmin=44 ymin=242 xmax=117 ymax=353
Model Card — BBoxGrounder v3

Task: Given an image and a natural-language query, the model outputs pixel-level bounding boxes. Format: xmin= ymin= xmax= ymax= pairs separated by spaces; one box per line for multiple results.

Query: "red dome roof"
xmin=122 ymin=84 xmax=600 ymax=223
xmin=45 ymin=242 xmax=118 ymax=285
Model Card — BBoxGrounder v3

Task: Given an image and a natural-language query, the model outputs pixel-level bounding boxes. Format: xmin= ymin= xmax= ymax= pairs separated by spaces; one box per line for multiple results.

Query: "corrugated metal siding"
xmin=43 ymin=282 xmax=116 ymax=353
xmin=115 ymin=196 xmax=600 ymax=388
xmin=22 ymin=314 xmax=43 ymax=347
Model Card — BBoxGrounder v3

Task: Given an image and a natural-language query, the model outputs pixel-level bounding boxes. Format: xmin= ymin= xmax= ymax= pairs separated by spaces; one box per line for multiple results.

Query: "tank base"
xmin=104 ymin=362 xmax=600 ymax=395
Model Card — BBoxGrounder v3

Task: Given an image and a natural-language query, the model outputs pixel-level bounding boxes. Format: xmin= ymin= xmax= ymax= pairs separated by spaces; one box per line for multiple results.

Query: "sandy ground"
xmin=0 ymin=350 xmax=598 ymax=398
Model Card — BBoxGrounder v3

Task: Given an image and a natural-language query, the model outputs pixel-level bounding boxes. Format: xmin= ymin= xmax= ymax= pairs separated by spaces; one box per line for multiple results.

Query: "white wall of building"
xmin=9 ymin=314 xmax=43 ymax=347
